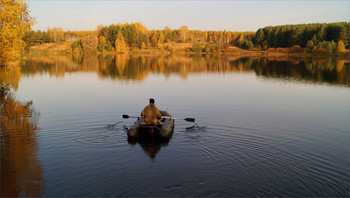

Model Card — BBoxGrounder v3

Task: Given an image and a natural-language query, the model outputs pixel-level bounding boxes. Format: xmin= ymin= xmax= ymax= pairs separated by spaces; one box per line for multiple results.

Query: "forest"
xmin=23 ymin=22 xmax=350 ymax=55
xmin=254 ymin=22 xmax=349 ymax=49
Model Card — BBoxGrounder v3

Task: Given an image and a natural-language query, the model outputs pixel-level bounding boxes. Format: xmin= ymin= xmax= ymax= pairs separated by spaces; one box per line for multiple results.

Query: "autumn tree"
xmin=179 ymin=25 xmax=189 ymax=43
xmin=336 ymin=40 xmax=345 ymax=53
xmin=151 ymin=33 xmax=157 ymax=43
xmin=191 ymin=43 xmax=202 ymax=53
xmin=98 ymin=36 xmax=107 ymax=52
xmin=204 ymin=44 xmax=211 ymax=53
xmin=238 ymin=34 xmax=245 ymax=43
xmin=115 ymin=32 xmax=127 ymax=53
xmin=163 ymin=26 xmax=172 ymax=43
xmin=141 ymin=42 xmax=146 ymax=49
xmin=0 ymin=0 xmax=35 ymax=66
xmin=81 ymin=34 xmax=98 ymax=53
xmin=158 ymin=32 xmax=165 ymax=44
xmin=305 ymin=40 xmax=314 ymax=52
xmin=46 ymin=27 xmax=64 ymax=42
xmin=95 ymin=25 xmax=104 ymax=36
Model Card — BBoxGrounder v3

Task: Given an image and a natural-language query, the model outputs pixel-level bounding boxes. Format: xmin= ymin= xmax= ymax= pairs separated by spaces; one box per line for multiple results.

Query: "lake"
xmin=1 ymin=54 xmax=349 ymax=197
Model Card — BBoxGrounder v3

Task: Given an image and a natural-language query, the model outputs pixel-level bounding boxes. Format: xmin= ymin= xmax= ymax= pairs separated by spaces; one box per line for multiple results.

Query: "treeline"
xmin=23 ymin=27 xmax=93 ymax=47
xmin=70 ymin=23 xmax=256 ymax=54
xmin=25 ymin=22 xmax=349 ymax=55
xmin=69 ymin=22 xmax=350 ymax=55
xmin=147 ymin=26 xmax=255 ymax=45
xmin=254 ymin=22 xmax=349 ymax=49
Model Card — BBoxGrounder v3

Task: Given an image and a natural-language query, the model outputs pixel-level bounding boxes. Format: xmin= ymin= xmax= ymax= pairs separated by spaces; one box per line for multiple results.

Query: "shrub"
xmin=290 ymin=45 xmax=303 ymax=53
xmin=267 ymin=48 xmax=276 ymax=52
xmin=72 ymin=40 xmax=81 ymax=51
xmin=306 ymin=40 xmax=314 ymax=52
xmin=204 ymin=44 xmax=211 ymax=53
xmin=152 ymin=41 xmax=158 ymax=48
xmin=65 ymin=46 xmax=72 ymax=54
xmin=211 ymin=44 xmax=221 ymax=53
xmin=191 ymin=43 xmax=202 ymax=53
xmin=238 ymin=40 xmax=254 ymax=50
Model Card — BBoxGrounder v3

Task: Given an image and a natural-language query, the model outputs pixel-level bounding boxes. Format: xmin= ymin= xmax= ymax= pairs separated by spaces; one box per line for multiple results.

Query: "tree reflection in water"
xmin=14 ymin=54 xmax=350 ymax=87
xmin=1 ymin=66 xmax=44 ymax=197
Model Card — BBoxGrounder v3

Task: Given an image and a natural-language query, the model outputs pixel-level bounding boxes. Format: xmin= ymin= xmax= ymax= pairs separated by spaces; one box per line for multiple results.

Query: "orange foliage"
xmin=1 ymin=88 xmax=44 ymax=197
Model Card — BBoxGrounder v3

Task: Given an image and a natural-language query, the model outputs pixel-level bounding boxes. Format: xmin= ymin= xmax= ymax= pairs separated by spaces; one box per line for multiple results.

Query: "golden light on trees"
xmin=81 ymin=34 xmax=98 ymax=53
xmin=1 ymin=87 xmax=44 ymax=197
xmin=336 ymin=40 xmax=345 ymax=53
xmin=179 ymin=25 xmax=189 ymax=43
xmin=115 ymin=32 xmax=127 ymax=54
xmin=0 ymin=0 xmax=35 ymax=66
xmin=0 ymin=61 xmax=21 ymax=90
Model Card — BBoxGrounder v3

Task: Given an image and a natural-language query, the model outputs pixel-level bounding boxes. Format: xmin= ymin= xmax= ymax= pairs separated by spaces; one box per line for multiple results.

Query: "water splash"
xmin=186 ymin=123 xmax=206 ymax=131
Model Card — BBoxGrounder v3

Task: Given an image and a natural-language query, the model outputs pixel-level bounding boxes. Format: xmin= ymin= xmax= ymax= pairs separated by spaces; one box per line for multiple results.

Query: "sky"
xmin=28 ymin=1 xmax=350 ymax=32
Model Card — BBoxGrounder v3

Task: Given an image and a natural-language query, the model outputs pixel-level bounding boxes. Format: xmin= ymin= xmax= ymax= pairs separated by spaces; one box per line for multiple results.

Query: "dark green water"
xmin=1 ymin=54 xmax=349 ymax=197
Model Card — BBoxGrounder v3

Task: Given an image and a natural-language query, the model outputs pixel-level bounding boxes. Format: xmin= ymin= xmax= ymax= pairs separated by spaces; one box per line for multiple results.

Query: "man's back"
xmin=141 ymin=104 xmax=161 ymax=125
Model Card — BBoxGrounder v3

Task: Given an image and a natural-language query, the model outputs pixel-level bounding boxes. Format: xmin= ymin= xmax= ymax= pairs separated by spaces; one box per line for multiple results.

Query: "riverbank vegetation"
xmin=1 ymin=0 xmax=349 ymax=67
xmin=22 ymin=22 xmax=349 ymax=58
xmin=0 ymin=0 xmax=35 ymax=66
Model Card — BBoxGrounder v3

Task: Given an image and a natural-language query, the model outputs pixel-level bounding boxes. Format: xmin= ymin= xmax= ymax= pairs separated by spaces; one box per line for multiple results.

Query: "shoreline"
xmin=27 ymin=42 xmax=350 ymax=60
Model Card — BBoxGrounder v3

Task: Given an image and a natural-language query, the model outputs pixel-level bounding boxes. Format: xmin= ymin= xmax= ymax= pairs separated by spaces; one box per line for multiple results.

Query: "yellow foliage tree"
xmin=135 ymin=22 xmax=148 ymax=33
xmin=158 ymin=32 xmax=164 ymax=44
xmin=0 ymin=0 xmax=35 ymax=66
xmin=336 ymin=40 xmax=345 ymax=53
xmin=115 ymin=32 xmax=127 ymax=53
xmin=179 ymin=25 xmax=189 ymax=43
xmin=238 ymin=34 xmax=245 ymax=42
xmin=141 ymin=42 xmax=146 ymax=50
xmin=158 ymin=42 xmax=164 ymax=51
xmin=81 ymin=34 xmax=98 ymax=53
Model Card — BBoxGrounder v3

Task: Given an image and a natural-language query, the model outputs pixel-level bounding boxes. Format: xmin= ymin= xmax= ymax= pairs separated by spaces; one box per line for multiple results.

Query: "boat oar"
xmin=123 ymin=114 xmax=195 ymax=122
xmin=162 ymin=116 xmax=195 ymax=122
xmin=122 ymin=114 xmax=139 ymax=119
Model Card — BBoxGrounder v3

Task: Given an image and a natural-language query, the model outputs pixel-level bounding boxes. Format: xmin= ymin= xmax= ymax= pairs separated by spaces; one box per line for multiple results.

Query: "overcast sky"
xmin=28 ymin=1 xmax=350 ymax=31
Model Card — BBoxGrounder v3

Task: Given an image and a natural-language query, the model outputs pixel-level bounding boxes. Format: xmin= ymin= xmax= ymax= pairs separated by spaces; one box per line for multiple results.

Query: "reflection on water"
xmin=254 ymin=57 xmax=350 ymax=86
xmin=0 ymin=54 xmax=349 ymax=197
xmin=0 ymin=61 xmax=22 ymax=91
xmin=0 ymin=85 xmax=44 ymax=197
xmin=128 ymin=137 xmax=171 ymax=159
xmin=9 ymin=54 xmax=349 ymax=87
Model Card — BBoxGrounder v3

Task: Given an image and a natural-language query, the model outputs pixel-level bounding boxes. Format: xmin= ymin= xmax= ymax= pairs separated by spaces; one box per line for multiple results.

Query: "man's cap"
xmin=149 ymin=98 xmax=155 ymax=104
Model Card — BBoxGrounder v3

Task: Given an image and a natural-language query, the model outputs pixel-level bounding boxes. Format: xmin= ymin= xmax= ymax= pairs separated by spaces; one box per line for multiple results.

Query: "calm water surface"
xmin=1 ymin=55 xmax=349 ymax=197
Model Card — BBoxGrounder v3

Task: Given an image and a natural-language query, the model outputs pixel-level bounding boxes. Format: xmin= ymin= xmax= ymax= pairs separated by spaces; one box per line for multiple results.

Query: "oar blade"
xmin=122 ymin=114 xmax=130 ymax=119
xmin=184 ymin=118 xmax=195 ymax=122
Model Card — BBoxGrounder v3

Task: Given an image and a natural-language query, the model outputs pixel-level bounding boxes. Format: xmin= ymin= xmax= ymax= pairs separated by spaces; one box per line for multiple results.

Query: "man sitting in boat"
xmin=141 ymin=98 xmax=161 ymax=125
